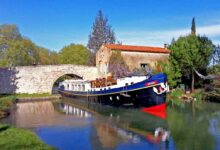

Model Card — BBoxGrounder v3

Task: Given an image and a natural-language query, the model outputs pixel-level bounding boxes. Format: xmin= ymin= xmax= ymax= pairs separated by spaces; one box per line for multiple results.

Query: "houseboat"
xmin=58 ymin=73 xmax=169 ymax=107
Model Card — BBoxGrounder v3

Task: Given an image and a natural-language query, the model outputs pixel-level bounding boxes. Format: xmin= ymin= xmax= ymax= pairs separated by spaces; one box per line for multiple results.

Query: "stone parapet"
xmin=0 ymin=65 xmax=99 ymax=94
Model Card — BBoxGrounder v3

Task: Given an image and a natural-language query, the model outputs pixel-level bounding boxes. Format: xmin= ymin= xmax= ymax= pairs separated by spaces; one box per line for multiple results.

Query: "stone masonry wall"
xmin=120 ymin=51 xmax=170 ymax=70
xmin=0 ymin=65 xmax=99 ymax=94
xmin=96 ymin=45 xmax=170 ymax=74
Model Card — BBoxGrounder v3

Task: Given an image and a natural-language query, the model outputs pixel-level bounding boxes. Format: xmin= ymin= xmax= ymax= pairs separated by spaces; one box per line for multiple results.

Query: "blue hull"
xmin=58 ymin=73 xmax=167 ymax=107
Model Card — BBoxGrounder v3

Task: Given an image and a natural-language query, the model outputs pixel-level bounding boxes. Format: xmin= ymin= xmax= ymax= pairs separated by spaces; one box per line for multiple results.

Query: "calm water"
xmin=1 ymin=98 xmax=220 ymax=150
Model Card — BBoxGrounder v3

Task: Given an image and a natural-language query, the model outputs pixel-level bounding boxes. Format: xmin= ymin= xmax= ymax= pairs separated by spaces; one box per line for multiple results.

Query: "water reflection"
xmin=1 ymin=98 xmax=220 ymax=150
xmin=167 ymin=102 xmax=220 ymax=150
xmin=60 ymin=99 xmax=171 ymax=150
xmin=59 ymin=103 xmax=92 ymax=118
xmin=1 ymin=101 xmax=92 ymax=128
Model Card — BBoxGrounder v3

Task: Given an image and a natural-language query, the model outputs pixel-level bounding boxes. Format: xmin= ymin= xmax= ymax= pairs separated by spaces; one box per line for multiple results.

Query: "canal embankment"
xmin=168 ymin=87 xmax=220 ymax=104
xmin=16 ymin=94 xmax=61 ymax=103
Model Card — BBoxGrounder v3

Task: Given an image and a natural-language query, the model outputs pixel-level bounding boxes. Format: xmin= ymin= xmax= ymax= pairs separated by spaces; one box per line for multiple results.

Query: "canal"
xmin=1 ymin=98 xmax=220 ymax=150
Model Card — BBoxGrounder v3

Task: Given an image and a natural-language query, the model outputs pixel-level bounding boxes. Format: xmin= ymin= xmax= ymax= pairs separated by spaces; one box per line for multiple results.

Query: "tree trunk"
xmin=191 ymin=69 xmax=195 ymax=93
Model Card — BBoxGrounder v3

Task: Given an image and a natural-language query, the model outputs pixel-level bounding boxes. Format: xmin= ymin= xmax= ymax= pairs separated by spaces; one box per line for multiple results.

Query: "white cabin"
xmin=59 ymin=76 xmax=149 ymax=92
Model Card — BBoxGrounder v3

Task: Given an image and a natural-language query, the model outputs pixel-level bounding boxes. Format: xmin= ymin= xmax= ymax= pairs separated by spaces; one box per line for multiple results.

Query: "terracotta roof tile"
xmin=103 ymin=44 xmax=171 ymax=54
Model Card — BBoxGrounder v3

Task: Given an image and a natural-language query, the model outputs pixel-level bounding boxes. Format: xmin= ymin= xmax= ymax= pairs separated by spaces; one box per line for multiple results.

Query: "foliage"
xmin=0 ymin=24 xmax=21 ymax=39
xmin=87 ymin=50 xmax=96 ymax=66
xmin=0 ymin=125 xmax=54 ymax=150
xmin=155 ymin=60 xmax=182 ymax=87
xmin=169 ymin=35 xmax=213 ymax=91
xmin=191 ymin=17 xmax=196 ymax=35
xmin=193 ymin=89 xmax=203 ymax=101
xmin=58 ymin=44 xmax=90 ymax=65
xmin=0 ymin=24 xmax=58 ymax=67
xmin=38 ymin=47 xmax=58 ymax=65
xmin=108 ymin=51 xmax=129 ymax=78
xmin=87 ymin=10 xmax=116 ymax=53
xmin=168 ymin=88 xmax=185 ymax=107
xmin=0 ymin=95 xmax=16 ymax=110
xmin=0 ymin=38 xmax=39 ymax=66
xmin=208 ymin=64 xmax=220 ymax=74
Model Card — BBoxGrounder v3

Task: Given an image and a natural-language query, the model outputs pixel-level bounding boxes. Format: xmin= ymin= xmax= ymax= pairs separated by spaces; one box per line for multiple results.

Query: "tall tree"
xmin=58 ymin=44 xmax=90 ymax=65
xmin=87 ymin=10 xmax=116 ymax=53
xmin=191 ymin=17 xmax=196 ymax=35
xmin=169 ymin=35 xmax=213 ymax=92
xmin=0 ymin=24 xmax=21 ymax=40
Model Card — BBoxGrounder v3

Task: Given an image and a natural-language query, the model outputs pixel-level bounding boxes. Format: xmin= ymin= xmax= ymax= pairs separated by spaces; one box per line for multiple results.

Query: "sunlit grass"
xmin=16 ymin=93 xmax=52 ymax=98
xmin=0 ymin=124 xmax=55 ymax=150
xmin=0 ymin=95 xmax=16 ymax=110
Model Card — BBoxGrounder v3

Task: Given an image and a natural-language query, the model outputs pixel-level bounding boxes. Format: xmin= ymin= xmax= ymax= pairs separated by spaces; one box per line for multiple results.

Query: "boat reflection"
xmin=58 ymin=103 xmax=92 ymax=118
xmin=58 ymin=99 xmax=170 ymax=149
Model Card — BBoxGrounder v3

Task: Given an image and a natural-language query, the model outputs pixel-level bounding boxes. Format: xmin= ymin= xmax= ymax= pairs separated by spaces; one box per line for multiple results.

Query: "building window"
xmin=140 ymin=63 xmax=149 ymax=68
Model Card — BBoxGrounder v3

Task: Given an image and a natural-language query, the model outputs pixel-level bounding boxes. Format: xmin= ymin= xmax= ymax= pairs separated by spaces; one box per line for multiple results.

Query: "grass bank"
xmin=167 ymin=88 xmax=204 ymax=106
xmin=0 ymin=124 xmax=54 ymax=150
xmin=16 ymin=93 xmax=52 ymax=98
xmin=0 ymin=95 xmax=55 ymax=149
xmin=0 ymin=95 xmax=16 ymax=118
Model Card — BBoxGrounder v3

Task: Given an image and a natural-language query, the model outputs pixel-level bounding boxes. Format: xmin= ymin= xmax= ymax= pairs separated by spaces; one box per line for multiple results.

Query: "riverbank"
xmin=0 ymin=95 xmax=16 ymax=118
xmin=168 ymin=87 xmax=220 ymax=104
xmin=0 ymin=94 xmax=55 ymax=150
xmin=0 ymin=94 xmax=61 ymax=117
xmin=16 ymin=94 xmax=61 ymax=103
xmin=0 ymin=124 xmax=54 ymax=150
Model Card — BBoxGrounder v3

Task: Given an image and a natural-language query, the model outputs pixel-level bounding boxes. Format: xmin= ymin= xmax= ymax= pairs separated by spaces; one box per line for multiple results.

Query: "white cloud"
xmin=117 ymin=24 xmax=220 ymax=47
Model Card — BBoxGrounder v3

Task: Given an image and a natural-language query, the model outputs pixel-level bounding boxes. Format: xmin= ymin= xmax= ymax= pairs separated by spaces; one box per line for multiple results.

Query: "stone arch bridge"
xmin=0 ymin=65 xmax=99 ymax=94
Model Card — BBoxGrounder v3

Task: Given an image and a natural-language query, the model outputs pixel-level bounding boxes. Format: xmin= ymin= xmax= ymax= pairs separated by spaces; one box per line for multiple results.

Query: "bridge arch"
xmin=51 ymin=73 xmax=83 ymax=94
xmin=0 ymin=65 xmax=99 ymax=94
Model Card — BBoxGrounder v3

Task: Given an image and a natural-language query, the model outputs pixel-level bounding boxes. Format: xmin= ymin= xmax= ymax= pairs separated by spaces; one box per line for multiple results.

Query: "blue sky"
xmin=0 ymin=0 xmax=220 ymax=51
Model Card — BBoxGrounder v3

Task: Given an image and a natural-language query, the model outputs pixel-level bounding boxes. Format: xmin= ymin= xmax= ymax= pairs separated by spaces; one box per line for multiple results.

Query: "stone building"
xmin=96 ymin=44 xmax=171 ymax=74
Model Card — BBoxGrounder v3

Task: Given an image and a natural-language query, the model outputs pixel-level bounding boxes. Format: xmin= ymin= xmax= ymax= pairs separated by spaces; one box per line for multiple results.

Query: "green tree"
xmin=155 ymin=59 xmax=182 ymax=87
xmin=0 ymin=38 xmax=39 ymax=66
xmin=58 ymin=44 xmax=90 ymax=65
xmin=49 ymin=51 xmax=59 ymax=65
xmin=0 ymin=24 xmax=58 ymax=67
xmin=0 ymin=24 xmax=21 ymax=40
xmin=169 ymin=35 xmax=213 ymax=92
xmin=38 ymin=47 xmax=58 ymax=65
xmin=191 ymin=17 xmax=196 ymax=35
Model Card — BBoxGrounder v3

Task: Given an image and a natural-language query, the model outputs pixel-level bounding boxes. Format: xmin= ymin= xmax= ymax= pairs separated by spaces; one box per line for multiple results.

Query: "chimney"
xmin=164 ymin=43 xmax=168 ymax=49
